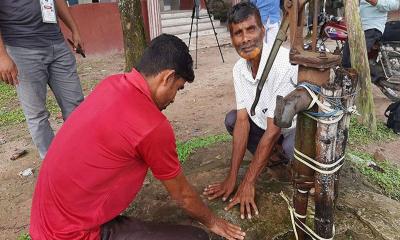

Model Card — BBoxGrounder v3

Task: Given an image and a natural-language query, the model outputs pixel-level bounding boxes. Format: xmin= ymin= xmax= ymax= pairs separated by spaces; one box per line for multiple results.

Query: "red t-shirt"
xmin=30 ymin=69 xmax=182 ymax=240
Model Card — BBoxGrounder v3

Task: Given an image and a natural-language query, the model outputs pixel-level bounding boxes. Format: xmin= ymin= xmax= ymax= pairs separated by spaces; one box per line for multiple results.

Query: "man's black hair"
xmin=137 ymin=34 xmax=194 ymax=83
xmin=227 ymin=2 xmax=263 ymax=32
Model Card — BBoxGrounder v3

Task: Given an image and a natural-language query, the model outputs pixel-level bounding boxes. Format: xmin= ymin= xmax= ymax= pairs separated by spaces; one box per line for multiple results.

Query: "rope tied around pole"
xmin=291 ymin=82 xmax=357 ymax=174
xmin=294 ymin=148 xmax=345 ymax=174
xmin=280 ymin=192 xmax=336 ymax=240
xmin=282 ymin=81 xmax=358 ymax=239
xmin=297 ymin=82 xmax=359 ymax=124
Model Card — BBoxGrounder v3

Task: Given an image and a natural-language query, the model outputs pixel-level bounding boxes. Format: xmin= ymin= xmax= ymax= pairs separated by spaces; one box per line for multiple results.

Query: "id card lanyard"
xmin=40 ymin=0 xmax=57 ymax=23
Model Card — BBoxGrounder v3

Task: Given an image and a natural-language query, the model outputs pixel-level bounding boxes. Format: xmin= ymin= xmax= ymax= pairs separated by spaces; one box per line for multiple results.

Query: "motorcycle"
xmin=307 ymin=14 xmax=400 ymax=101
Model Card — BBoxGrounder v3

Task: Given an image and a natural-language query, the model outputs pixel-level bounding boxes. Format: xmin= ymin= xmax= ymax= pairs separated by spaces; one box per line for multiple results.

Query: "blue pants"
xmin=224 ymin=110 xmax=295 ymax=160
xmin=6 ymin=41 xmax=84 ymax=159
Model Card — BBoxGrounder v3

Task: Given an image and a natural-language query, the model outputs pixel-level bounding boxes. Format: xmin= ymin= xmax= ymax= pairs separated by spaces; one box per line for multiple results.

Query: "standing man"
xmin=30 ymin=34 xmax=246 ymax=240
xmin=203 ymin=2 xmax=297 ymax=220
xmin=342 ymin=0 xmax=399 ymax=72
xmin=250 ymin=0 xmax=282 ymax=44
xmin=0 ymin=0 xmax=84 ymax=159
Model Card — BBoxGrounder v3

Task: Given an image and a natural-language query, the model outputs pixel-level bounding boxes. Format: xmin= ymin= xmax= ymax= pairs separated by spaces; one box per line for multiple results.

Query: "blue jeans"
xmin=6 ymin=41 xmax=84 ymax=159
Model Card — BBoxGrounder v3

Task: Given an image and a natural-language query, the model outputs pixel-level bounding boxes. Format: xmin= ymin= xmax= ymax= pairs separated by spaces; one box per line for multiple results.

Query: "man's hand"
xmin=0 ymin=53 xmax=18 ymax=85
xmin=208 ymin=216 xmax=246 ymax=240
xmin=225 ymin=181 xmax=258 ymax=220
xmin=71 ymin=31 xmax=85 ymax=53
xmin=203 ymin=174 xmax=236 ymax=201
xmin=162 ymin=173 xmax=246 ymax=239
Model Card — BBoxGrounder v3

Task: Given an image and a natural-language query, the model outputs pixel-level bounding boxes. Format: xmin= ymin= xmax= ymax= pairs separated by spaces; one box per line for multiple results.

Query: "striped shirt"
xmin=233 ymin=42 xmax=298 ymax=135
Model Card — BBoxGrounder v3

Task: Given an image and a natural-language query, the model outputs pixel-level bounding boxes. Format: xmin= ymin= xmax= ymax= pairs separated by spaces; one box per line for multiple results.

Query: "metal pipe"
xmin=274 ymin=88 xmax=313 ymax=128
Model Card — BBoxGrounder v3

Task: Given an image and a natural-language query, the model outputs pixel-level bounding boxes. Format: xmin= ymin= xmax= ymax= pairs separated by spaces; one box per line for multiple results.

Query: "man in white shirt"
xmin=203 ymin=2 xmax=298 ymax=220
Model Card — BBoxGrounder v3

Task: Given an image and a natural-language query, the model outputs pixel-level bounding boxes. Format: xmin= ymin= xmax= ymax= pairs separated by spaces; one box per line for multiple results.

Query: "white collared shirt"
xmin=232 ymin=42 xmax=298 ymax=134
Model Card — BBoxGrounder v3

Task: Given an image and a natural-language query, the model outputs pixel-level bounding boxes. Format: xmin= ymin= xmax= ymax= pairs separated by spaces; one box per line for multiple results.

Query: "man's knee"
xmin=225 ymin=110 xmax=237 ymax=135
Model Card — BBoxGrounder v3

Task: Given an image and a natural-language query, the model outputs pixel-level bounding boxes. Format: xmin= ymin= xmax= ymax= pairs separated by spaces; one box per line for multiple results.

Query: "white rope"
xmin=297 ymin=84 xmax=345 ymax=124
xmin=294 ymin=148 xmax=344 ymax=175
xmin=295 ymin=148 xmax=344 ymax=169
xmin=280 ymin=192 xmax=335 ymax=240
xmin=298 ymin=189 xmax=309 ymax=194
xmin=304 ymin=112 xmax=343 ymax=124
xmin=300 ymin=84 xmax=319 ymax=110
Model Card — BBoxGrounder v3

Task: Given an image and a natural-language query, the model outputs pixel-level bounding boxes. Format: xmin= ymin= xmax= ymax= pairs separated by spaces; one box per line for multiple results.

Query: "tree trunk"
xmin=344 ymin=0 xmax=377 ymax=131
xmin=119 ymin=0 xmax=147 ymax=72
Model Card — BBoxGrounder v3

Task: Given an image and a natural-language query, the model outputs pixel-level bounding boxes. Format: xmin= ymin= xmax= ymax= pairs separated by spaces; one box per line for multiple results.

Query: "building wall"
xmin=60 ymin=3 xmax=124 ymax=55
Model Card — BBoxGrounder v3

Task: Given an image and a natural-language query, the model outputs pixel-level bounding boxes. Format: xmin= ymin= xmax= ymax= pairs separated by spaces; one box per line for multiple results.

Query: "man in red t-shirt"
xmin=29 ymin=34 xmax=246 ymax=240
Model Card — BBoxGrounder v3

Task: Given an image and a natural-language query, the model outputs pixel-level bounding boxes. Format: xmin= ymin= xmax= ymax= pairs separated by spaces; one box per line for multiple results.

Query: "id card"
xmin=40 ymin=0 xmax=57 ymax=23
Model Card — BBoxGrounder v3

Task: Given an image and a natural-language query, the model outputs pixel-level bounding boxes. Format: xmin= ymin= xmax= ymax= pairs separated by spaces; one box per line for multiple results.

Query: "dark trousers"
xmin=224 ymin=110 xmax=295 ymax=159
xmin=101 ymin=216 xmax=209 ymax=240
xmin=342 ymin=28 xmax=382 ymax=82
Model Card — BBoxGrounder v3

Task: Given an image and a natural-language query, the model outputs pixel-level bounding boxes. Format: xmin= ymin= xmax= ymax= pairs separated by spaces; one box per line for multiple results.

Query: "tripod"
xmin=188 ymin=0 xmax=224 ymax=69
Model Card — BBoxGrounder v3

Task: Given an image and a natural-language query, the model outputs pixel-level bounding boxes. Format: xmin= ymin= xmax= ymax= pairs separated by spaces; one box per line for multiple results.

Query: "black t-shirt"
xmin=0 ymin=0 xmax=64 ymax=48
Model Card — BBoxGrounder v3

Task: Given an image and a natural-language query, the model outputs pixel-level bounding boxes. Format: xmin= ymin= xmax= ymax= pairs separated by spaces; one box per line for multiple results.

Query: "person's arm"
xmin=366 ymin=0 xmax=378 ymax=5
xmin=0 ymin=33 xmax=18 ymax=85
xmin=162 ymin=173 xmax=246 ymax=240
xmin=203 ymin=109 xmax=250 ymax=201
xmin=368 ymin=0 xmax=400 ymax=11
xmin=225 ymin=117 xmax=281 ymax=219
xmin=54 ymin=0 xmax=84 ymax=50
xmin=227 ymin=109 xmax=251 ymax=185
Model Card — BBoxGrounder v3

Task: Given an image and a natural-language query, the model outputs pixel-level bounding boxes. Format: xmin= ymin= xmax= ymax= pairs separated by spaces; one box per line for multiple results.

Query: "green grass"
xmin=176 ymin=134 xmax=232 ymax=162
xmin=348 ymin=150 xmax=400 ymax=200
xmin=0 ymin=82 xmax=61 ymax=126
xmin=348 ymin=117 xmax=398 ymax=145
xmin=17 ymin=233 xmax=31 ymax=240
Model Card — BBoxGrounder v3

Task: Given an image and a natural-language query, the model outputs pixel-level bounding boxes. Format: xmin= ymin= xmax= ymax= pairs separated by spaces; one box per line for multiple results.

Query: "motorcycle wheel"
xmin=376 ymin=80 xmax=400 ymax=102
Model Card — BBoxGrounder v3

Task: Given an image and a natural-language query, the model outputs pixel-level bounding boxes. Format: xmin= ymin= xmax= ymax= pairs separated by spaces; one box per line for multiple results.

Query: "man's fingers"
xmin=207 ymin=183 xmax=222 ymax=188
xmin=227 ymin=222 xmax=243 ymax=231
xmin=208 ymin=191 xmax=224 ymax=200
xmin=222 ymin=191 xmax=233 ymax=202
xmin=203 ymin=184 xmax=220 ymax=193
xmin=203 ymin=187 xmax=220 ymax=196
xmin=220 ymin=227 xmax=245 ymax=240
xmin=240 ymin=201 xmax=245 ymax=219
xmin=11 ymin=69 xmax=18 ymax=86
xmin=224 ymin=198 xmax=239 ymax=211
xmin=204 ymin=184 xmax=221 ymax=192
xmin=245 ymin=202 xmax=252 ymax=219
xmin=227 ymin=227 xmax=246 ymax=240
xmin=2 ymin=72 xmax=11 ymax=85
xmin=226 ymin=224 xmax=246 ymax=240
xmin=250 ymin=200 xmax=259 ymax=216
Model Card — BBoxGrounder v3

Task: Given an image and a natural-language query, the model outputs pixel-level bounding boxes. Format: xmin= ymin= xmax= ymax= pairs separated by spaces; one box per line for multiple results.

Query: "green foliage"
xmin=0 ymin=108 xmax=25 ymax=126
xmin=209 ymin=0 xmax=229 ymax=22
xmin=0 ymin=82 xmax=61 ymax=126
xmin=17 ymin=233 xmax=31 ymax=240
xmin=176 ymin=134 xmax=231 ymax=162
xmin=0 ymin=82 xmax=17 ymax=101
xmin=348 ymin=117 xmax=398 ymax=145
xmin=348 ymin=150 xmax=400 ymax=200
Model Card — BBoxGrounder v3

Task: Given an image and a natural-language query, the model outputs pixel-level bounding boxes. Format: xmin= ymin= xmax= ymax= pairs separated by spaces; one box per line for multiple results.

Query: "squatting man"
xmin=204 ymin=2 xmax=298 ymax=220
xmin=29 ymin=34 xmax=246 ymax=240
